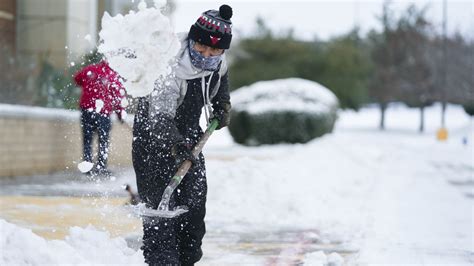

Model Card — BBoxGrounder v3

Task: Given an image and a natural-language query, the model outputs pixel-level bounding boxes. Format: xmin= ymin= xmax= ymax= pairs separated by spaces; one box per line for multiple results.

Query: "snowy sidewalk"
xmin=354 ymin=133 xmax=473 ymax=264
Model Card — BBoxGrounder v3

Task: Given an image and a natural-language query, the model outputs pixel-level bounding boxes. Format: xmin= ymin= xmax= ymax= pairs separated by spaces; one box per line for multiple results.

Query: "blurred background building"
xmin=0 ymin=0 xmax=16 ymax=52
xmin=0 ymin=0 xmax=138 ymax=107
xmin=18 ymin=0 xmax=96 ymax=68
xmin=0 ymin=0 xmax=136 ymax=69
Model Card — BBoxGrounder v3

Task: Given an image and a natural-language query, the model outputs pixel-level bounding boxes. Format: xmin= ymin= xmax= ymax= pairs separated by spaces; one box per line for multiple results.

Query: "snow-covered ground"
xmin=1 ymin=103 xmax=472 ymax=265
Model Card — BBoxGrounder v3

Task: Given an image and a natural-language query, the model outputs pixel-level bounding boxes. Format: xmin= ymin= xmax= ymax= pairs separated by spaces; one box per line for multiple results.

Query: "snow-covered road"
xmin=1 ymin=103 xmax=472 ymax=265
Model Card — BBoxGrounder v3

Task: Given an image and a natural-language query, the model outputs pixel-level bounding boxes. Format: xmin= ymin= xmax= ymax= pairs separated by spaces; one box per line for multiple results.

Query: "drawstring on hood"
xmin=201 ymin=72 xmax=214 ymax=126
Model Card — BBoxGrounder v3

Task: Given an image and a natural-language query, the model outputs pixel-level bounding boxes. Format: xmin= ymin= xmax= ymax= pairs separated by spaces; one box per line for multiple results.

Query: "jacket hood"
xmin=173 ymin=32 xmax=226 ymax=80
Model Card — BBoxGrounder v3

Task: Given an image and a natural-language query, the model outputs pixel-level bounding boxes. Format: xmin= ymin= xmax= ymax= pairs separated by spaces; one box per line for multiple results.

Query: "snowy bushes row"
xmin=228 ymin=78 xmax=339 ymax=145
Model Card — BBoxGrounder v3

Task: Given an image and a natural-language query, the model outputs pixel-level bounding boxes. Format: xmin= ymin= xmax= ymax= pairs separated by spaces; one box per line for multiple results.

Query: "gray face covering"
xmin=188 ymin=39 xmax=222 ymax=71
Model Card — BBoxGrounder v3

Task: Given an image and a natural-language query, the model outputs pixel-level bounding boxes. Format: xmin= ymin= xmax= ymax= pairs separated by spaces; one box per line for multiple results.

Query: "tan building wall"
xmin=16 ymin=0 xmax=97 ymax=68
xmin=0 ymin=105 xmax=132 ymax=177
xmin=0 ymin=0 xmax=16 ymax=50
xmin=67 ymin=0 xmax=98 ymax=63
xmin=14 ymin=0 xmax=136 ymax=68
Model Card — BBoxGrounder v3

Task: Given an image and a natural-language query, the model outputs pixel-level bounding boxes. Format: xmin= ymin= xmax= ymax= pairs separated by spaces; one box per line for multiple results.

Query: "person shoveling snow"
xmin=100 ymin=2 xmax=234 ymax=265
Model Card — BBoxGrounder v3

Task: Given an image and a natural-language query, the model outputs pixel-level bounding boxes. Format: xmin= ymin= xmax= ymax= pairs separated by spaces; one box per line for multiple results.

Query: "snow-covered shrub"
xmin=462 ymin=103 xmax=474 ymax=116
xmin=229 ymin=78 xmax=339 ymax=145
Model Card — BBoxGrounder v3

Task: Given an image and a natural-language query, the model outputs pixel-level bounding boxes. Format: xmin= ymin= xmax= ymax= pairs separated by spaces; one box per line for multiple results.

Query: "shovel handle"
xmin=192 ymin=119 xmax=219 ymax=157
xmin=171 ymin=119 xmax=219 ymax=183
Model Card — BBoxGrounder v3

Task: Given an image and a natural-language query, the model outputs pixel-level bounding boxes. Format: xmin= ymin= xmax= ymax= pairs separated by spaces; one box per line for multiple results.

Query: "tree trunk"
xmin=419 ymin=106 xmax=425 ymax=133
xmin=441 ymin=101 xmax=447 ymax=127
xmin=380 ymin=103 xmax=387 ymax=130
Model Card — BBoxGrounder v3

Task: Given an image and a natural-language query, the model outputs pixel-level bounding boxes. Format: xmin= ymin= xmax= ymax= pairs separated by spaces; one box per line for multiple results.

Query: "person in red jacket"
xmin=74 ymin=59 xmax=125 ymax=177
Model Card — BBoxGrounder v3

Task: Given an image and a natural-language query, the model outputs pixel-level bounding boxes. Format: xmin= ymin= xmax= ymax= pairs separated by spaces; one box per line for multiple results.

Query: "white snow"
xmin=231 ymin=78 xmax=339 ymax=114
xmin=304 ymin=251 xmax=328 ymax=265
xmin=0 ymin=219 xmax=144 ymax=265
xmin=0 ymin=102 xmax=131 ymax=135
xmin=120 ymin=98 xmax=129 ymax=108
xmin=77 ymin=161 xmax=94 ymax=173
xmin=0 ymin=103 xmax=79 ymax=121
xmin=84 ymin=34 xmax=92 ymax=43
xmin=98 ymin=0 xmax=180 ymax=97
xmin=327 ymin=252 xmax=344 ymax=265
xmin=120 ymin=110 xmax=128 ymax=120
xmin=94 ymin=99 xmax=104 ymax=113
xmin=204 ymin=102 xmax=473 ymax=264
xmin=1 ymin=103 xmax=472 ymax=265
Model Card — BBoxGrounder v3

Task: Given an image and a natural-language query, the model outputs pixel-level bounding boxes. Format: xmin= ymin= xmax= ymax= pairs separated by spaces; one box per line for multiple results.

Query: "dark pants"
xmin=81 ymin=109 xmax=111 ymax=169
xmin=133 ymin=140 xmax=207 ymax=266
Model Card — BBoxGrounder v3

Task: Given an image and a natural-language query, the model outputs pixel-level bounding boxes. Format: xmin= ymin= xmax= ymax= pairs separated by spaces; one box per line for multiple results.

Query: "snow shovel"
xmin=137 ymin=119 xmax=219 ymax=218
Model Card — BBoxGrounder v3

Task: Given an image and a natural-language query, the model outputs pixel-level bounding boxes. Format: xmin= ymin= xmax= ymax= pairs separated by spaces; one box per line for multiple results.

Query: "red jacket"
xmin=74 ymin=61 xmax=125 ymax=118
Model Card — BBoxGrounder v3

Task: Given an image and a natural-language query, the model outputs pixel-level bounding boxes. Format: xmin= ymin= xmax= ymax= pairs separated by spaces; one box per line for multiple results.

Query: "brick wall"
xmin=0 ymin=104 xmax=133 ymax=177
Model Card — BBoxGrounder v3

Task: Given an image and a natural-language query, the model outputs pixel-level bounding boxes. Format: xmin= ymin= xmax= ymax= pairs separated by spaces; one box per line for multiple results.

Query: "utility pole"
xmin=441 ymin=0 xmax=447 ymax=127
xmin=437 ymin=0 xmax=448 ymax=141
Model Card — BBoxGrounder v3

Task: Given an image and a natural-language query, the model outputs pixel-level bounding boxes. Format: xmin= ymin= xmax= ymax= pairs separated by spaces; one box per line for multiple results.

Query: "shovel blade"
xmin=134 ymin=204 xmax=188 ymax=218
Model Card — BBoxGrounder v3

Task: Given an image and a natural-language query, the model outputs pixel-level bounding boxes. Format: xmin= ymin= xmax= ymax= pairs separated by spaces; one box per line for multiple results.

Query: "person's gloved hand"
xmin=212 ymin=102 xmax=231 ymax=130
xmin=171 ymin=142 xmax=197 ymax=167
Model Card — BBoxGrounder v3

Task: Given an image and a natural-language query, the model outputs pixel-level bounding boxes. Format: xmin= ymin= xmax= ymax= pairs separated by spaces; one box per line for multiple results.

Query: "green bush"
xmin=229 ymin=110 xmax=337 ymax=145
xmin=228 ymin=78 xmax=339 ymax=145
xmin=463 ymin=104 xmax=474 ymax=116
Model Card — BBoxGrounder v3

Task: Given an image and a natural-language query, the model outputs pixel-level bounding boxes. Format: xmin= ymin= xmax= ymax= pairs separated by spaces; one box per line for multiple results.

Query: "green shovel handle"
xmin=208 ymin=119 xmax=219 ymax=133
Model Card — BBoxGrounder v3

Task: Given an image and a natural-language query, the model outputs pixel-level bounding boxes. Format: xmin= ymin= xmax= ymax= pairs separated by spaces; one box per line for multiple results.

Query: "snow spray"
xmin=98 ymin=0 xmax=180 ymax=97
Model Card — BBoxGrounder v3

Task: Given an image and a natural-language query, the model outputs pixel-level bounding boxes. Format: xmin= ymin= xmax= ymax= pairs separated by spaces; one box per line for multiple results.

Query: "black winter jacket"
xmin=133 ymin=69 xmax=230 ymax=153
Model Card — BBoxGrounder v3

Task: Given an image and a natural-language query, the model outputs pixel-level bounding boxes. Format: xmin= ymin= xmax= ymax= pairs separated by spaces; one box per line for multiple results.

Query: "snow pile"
xmin=231 ymin=78 xmax=339 ymax=114
xmin=304 ymin=251 xmax=344 ymax=266
xmin=304 ymin=251 xmax=328 ymax=265
xmin=98 ymin=0 xmax=180 ymax=97
xmin=0 ymin=219 xmax=144 ymax=265
xmin=206 ymin=138 xmax=372 ymax=236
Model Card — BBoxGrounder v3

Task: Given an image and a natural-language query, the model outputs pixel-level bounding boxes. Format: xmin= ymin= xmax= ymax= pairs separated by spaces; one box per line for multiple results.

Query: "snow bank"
xmin=206 ymin=135 xmax=373 ymax=238
xmin=0 ymin=219 xmax=144 ymax=265
xmin=0 ymin=103 xmax=78 ymax=121
xmin=98 ymin=0 xmax=180 ymax=97
xmin=231 ymin=78 xmax=339 ymax=114
xmin=0 ymin=103 xmax=132 ymax=124
xmin=338 ymin=102 xmax=472 ymax=134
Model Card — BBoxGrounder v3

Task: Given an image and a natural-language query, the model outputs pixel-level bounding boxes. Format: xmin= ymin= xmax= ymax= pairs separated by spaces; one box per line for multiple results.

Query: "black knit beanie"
xmin=188 ymin=4 xmax=233 ymax=49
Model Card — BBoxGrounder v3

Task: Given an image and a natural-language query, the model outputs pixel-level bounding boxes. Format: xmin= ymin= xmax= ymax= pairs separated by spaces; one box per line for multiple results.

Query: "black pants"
xmin=80 ymin=109 xmax=111 ymax=169
xmin=133 ymin=141 xmax=207 ymax=266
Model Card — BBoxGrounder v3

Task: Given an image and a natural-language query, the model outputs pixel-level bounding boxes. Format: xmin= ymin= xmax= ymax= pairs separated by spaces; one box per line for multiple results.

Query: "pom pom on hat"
xmin=219 ymin=5 xmax=232 ymax=20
